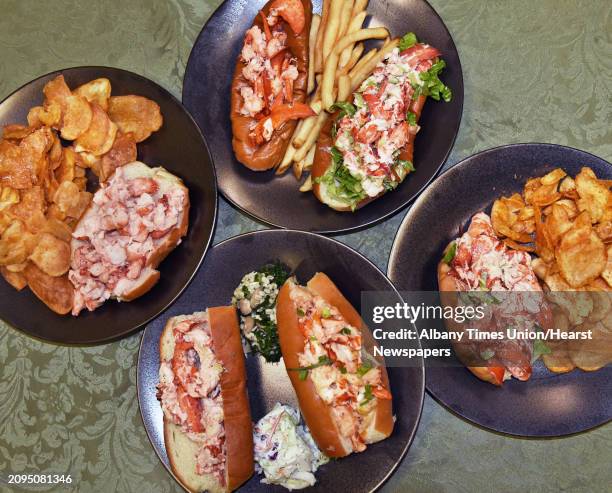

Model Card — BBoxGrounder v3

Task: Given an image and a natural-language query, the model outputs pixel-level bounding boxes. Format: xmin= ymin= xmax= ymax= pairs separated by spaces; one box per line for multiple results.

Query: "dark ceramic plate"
xmin=0 ymin=67 xmax=217 ymax=345
xmin=183 ymin=0 xmax=463 ymax=233
xmin=388 ymin=143 xmax=612 ymax=436
xmin=138 ymin=230 xmax=425 ymax=492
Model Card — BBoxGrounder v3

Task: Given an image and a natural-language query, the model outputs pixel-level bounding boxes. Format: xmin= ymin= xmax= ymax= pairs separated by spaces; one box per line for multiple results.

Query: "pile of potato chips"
xmin=491 ymin=167 xmax=612 ymax=373
xmin=0 ymin=75 xmax=162 ymax=314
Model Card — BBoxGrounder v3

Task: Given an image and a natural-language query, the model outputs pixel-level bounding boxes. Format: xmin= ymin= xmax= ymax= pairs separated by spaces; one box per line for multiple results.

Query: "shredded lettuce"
xmin=399 ymin=32 xmax=418 ymax=51
xmin=315 ymin=147 xmax=366 ymax=209
xmin=419 ymin=60 xmax=452 ymax=102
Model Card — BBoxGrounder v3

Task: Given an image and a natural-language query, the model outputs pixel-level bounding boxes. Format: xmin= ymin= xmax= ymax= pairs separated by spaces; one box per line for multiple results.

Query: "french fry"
xmin=303 ymin=143 xmax=316 ymax=172
xmin=338 ymin=12 xmax=367 ymax=68
xmin=352 ymin=0 xmax=369 ymax=16
xmin=348 ymin=47 xmax=377 ymax=78
xmin=299 ymin=175 xmax=313 ymax=192
xmin=336 ymin=0 xmax=354 ymax=42
xmin=307 ymin=15 xmax=321 ymax=94
xmin=276 ymin=120 xmax=304 ymax=175
xmin=341 ymin=42 xmax=365 ymax=74
xmin=293 ymin=100 xmax=322 ymax=148
xmin=315 ymin=0 xmax=331 ymax=73
xmin=322 ymin=27 xmax=389 ymax=110
xmin=294 ymin=158 xmax=305 ymax=180
xmin=350 ymin=38 xmax=399 ymax=92
xmin=293 ymin=112 xmax=328 ymax=162
xmin=338 ymin=74 xmax=352 ymax=102
xmin=322 ymin=0 xmax=343 ymax=60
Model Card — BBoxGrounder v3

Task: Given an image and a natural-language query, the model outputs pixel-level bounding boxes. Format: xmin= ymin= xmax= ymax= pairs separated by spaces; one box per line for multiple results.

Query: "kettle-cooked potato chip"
xmin=74 ymin=78 xmax=112 ymax=111
xmin=108 ymin=95 xmax=163 ymax=143
xmin=28 ymin=232 xmax=71 ymax=277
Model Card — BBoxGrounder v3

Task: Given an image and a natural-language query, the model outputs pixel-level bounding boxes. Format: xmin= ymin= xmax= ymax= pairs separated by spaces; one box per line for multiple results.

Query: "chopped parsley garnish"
xmin=357 ymin=362 xmax=373 ymax=376
xmin=420 ymin=60 xmax=452 ymax=102
xmin=399 ymin=32 xmax=418 ymax=51
xmin=321 ymin=307 xmax=331 ymax=318
xmin=297 ymin=307 xmax=305 ymax=317
xmin=406 ymin=111 xmax=417 ymax=126
xmin=360 ymin=384 xmax=374 ymax=406
xmin=442 ymin=241 xmax=457 ymax=264
xmin=354 ymin=93 xmax=366 ymax=109
xmin=288 ymin=355 xmax=334 ymax=380
xmin=339 ymin=366 xmax=348 ymax=374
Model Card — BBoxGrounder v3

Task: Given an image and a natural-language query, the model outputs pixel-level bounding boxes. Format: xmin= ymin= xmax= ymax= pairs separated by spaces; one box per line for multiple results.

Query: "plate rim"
xmin=182 ymin=0 xmax=464 ymax=235
xmin=0 ymin=65 xmax=219 ymax=346
xmin=137 ymin=228 xmax=426 ymax=492
xmin=387 ymin=141 xmax=612 ymax=437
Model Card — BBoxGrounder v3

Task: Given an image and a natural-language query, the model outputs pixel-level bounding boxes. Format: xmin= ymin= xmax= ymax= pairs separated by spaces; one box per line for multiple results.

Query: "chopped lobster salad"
xmin=69 ymin=162 xmax=187 ymax=315
xmin=319 ymin=33 xmax=451 ymax=209
xmin=156 ymin=313 xmax=227 ymax=485
xmin=254 ymin=403 xmax=328 ymax=490
xmin=288 ymin=281 xmax=391 ymax=452
xmin=238 ymin=0 xmax=314 ymax=145
xmin=443 ymin=212 xmax=552 ymax=382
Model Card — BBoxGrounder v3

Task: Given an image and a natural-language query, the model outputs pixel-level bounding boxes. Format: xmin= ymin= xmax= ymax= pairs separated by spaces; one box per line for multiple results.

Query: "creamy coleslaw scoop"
xmin=253 ymin=403 xmax=328 ymax=490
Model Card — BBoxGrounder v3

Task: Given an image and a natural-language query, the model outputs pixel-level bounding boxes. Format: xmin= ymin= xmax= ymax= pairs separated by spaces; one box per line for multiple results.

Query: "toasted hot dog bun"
xmin=70 ymin=161 xmax=189 ymax=314
xmin=312 ymin=90 xmax=426 ymax=211
xmin=160 ymin=308 xmax=254 ymax=493
xmin=276 ymin=272 xmax=393 ymax=457
xmin=230 ymin=0 xmax=312 ymax=171
xmin=437 ymin=246 xmax=505 ymax=386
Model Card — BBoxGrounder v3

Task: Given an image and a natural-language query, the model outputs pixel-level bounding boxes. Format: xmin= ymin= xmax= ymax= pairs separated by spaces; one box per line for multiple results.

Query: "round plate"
xmin=183 ymin=0 xmax=463 ymax=233
xmin=138 ymin=229 xmax=425 ymax=492
xmin=388 ymin=143 xmax=612 ymax=436
xmin=0 ymin=67 xmax=217 ymax=345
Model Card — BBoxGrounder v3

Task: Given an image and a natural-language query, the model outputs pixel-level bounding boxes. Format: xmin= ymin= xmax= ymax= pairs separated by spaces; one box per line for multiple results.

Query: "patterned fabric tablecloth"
xmin=0 ymin=1 xmax=610 ymax=492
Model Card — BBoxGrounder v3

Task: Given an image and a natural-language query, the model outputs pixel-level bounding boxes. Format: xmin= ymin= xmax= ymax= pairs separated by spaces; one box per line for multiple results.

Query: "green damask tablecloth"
xmin=0 ymin=1 xmax=610 ymax=492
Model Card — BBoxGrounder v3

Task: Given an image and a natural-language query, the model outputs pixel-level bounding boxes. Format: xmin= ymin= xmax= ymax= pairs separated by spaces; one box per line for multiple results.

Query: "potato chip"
xmin=534 ymin=206 xmax=555 ymax=262
xmin=570 ymin=322 xmax=612 ymax=371
xmin=61 ymin=94 xmax=93 ymax=140
xmin=43 ymin=75 xmax=72 ymax=108
xmin=546 ymin=285 xmax=593 ymax=325
xmin=531 ymin=257 xmax=548 ymax=279
xmin=41 ymin=216 xmax=72 ymax=243
xmin=546 ymin=203 xmax=572 ymax=245
xmin=0 ymin=266 xmax=27 ymax=291
xmin=28 ymin=232 xmax=71 ymax=277
xmin=586 ymin=289 xmax=611 ymax=322
xmin=53 ymin=181 xmax=92 ymax=219
xmin=575 ymin=167 xmax=610 ymax=223
xmin=601 ymin=245 xmax=612 ymax=287
xmin=23 ymin=263 xmax=73 ymax=315
xmin=108 ymin=95 xmax=163 ymax=143
xmin=74 ymin=78 xmax=112 ymax=111
xmin=54 ymin=147 xmax=78 ymax=183
xmin=491 ymin=199 xmax=532 ymax=243
xmin=503 ymin=238 xmax=535 ymax=252
xmin=595 ymin=221 xmax=612 ymax=242
xmin=0 ymin=140 xmax=33 ymax=189
xmin=74 ymin=103 xmax=117 ymax=156
xmin=540 ymin=168 xmax=567 ymax=186
xmin=531 ymin=182 xmax=561 ymax=207
xmin=0 ymin=185 xmax=19 ymax=211
xmin=100 ymin=131 xmax=137 ymax=181
xmin=556 ymin=222 xmax=605 ymax=287
xmin=558 ymin=176 xmax=578 ymax=199
xmin=2 ymin=124 xmax=35 ymax=140
xmin=0 ymin=220 xmax=34 ymax=265
xmin=542 ymin=346 xmax=576 ymax=374
xmin=27 ymin=102 xmax=61 ymax=128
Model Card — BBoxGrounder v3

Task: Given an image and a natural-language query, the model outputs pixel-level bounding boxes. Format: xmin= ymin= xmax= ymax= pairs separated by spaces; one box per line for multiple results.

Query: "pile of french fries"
xmin=276 ymin=0 xmax=399 ymax=192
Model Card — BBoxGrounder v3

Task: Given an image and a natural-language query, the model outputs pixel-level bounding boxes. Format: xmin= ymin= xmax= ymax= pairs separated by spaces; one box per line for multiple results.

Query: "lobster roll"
xmin=231 ymin=0 xmax=314 ymax=171
xmin=157 ymin=308 xmax=254 ymax=492
xmin=276 ymin=272 xmax=394 ymax=457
